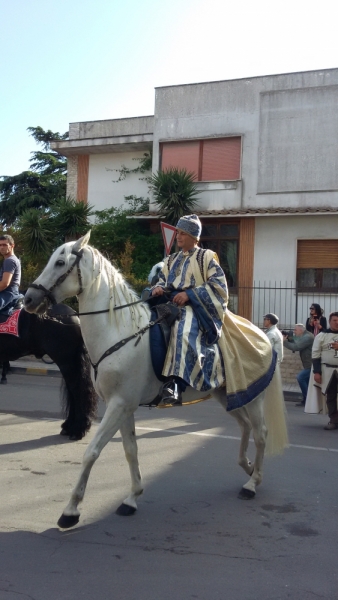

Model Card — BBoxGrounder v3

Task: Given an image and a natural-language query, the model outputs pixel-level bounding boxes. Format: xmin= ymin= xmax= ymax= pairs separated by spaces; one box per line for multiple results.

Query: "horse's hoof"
xmin=116 ymin=503 xmax=137 ymax=516
xmin=57 ymin=513 xmax=80 ymax=529
xmin=0 ymin=380 xmax=7 ymax=385
xmin=60 ymin=428 xmax=69 ymax=436
xmin=68 ymin=433 xmax=83 ymax=441
xmin=238 ymin=487 xmax=256 ymax=500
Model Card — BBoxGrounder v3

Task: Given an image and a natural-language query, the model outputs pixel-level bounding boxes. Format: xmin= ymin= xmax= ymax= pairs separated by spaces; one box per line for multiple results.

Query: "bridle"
xmin=29 ymin=247 xmax=145 ymax=314
xmin=28 ymin=246 xmax=175 ymax=379
xmin=29 ymin=248 xmax=84 ymax=306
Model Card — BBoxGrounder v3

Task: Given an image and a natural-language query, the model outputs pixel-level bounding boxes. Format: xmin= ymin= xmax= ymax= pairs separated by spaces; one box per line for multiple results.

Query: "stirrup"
xmin=158 ymin=380 xmax=182 ymax=407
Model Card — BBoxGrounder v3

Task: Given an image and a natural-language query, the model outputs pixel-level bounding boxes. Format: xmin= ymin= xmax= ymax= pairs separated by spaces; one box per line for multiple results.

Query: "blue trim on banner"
xmin=226 ymin=350 xmax=278 ymax=412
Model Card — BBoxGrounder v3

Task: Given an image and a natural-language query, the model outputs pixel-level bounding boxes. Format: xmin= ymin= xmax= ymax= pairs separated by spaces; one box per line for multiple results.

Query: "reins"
xmin=90 ymin=311 xmax=170 ymax=380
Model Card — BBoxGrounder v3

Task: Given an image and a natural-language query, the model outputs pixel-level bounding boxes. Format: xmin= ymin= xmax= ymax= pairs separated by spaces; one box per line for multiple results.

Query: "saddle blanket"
xmin=0 ymin=309 xmax=20 ymax=337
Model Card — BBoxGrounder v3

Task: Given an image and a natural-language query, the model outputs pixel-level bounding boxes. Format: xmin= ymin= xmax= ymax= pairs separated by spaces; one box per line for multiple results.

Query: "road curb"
xmin=8 ymin=365 xmax=61 ymax=378
xmin=284 ymin=391 xmax=303 ymax=400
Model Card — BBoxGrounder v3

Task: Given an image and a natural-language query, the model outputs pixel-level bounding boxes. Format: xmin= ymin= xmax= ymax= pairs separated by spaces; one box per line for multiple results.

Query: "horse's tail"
xmin=264 ymin=364 xmax=289 ymax=457
xmin=61 ymin=339 xmax=98 ymax=439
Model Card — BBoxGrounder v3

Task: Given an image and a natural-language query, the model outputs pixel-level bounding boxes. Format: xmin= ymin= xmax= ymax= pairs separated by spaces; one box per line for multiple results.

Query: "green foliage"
xmin=91 ymin=200 xmax=163 ymax=281
xmin=0 ymin=126 xmax=68 ymax=226
xmin=149 ymin=167 xmax=199 ymax=225
xmin=18 ymin=209 xmax=54 ymax=258
xmin=111 ymin=152 xmax=152 ymax=183
xmin=27 ymin=126 xmax=69 ymax=150
xmin=11 ymin=198 xmax=93 ymax=288
xmin=51 ymin=197 xmax=94 ymax=241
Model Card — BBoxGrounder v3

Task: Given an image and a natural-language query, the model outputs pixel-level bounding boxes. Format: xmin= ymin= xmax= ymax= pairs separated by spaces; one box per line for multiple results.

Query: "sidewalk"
xmin=8 ymin=355 xmax=61 ymax=377
xmin=6 ymin=355 xmax=302 ymax=397
xmin=282 ymin=381 xmax=302 ymax=397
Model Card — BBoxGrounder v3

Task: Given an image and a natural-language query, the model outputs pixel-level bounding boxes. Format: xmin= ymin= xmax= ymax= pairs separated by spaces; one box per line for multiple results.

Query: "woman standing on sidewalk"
xmin=306 ymin=304 xmax=327 ymax=336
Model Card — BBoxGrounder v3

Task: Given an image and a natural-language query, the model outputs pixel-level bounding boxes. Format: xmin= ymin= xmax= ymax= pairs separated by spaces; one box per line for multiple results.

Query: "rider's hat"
xmin=176 ymin=214 xmax=202 ymax=240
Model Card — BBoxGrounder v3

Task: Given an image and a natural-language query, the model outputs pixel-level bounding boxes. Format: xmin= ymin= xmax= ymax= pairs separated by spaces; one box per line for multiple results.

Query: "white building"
xmin=51 ymin=68 xmax=338 ymax=324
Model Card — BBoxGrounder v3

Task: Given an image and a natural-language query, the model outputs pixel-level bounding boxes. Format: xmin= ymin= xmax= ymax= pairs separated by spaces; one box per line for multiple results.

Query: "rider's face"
xmin=176 ymin=230 xmax=197 ymax=252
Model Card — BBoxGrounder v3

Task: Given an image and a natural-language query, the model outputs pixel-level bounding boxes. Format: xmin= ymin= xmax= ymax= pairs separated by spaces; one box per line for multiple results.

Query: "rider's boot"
xmin=157 ymin=377 xmax=182 ymax=407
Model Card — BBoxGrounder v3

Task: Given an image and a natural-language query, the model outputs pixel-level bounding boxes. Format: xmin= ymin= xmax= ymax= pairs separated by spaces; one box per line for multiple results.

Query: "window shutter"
xmin=201 ymin=137 xmax=241 ymax=181
xmin=161 ymin=142 xmax=200 ymax=179
xmin=297 ymin=240 xmax=338 ymax=269
xmin=77 ymin=155 xmax=89 ymax=202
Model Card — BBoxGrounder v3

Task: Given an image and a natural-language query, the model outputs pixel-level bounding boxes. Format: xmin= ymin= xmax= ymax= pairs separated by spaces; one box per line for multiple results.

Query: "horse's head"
xmin=24 ymin=231 xmax=91 ymax=314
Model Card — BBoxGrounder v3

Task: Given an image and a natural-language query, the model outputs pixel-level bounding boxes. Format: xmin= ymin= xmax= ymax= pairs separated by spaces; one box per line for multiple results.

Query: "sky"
xmin=1 ymin=0 xmax=337 ymax=176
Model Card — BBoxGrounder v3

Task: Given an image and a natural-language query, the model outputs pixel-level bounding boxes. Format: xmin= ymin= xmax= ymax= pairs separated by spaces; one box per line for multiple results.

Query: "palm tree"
xmin=18 ymin=209 xmax=54 ymax=259
xmin=51 ymin=197 xmax=94 ymax=242
xmin=149 ymin=168 xmax=199 ymax=225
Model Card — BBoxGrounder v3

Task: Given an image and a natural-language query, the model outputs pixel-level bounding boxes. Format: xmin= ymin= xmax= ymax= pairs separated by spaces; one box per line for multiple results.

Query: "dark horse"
xmin=0 ymin=305 xmax=98 ymax=440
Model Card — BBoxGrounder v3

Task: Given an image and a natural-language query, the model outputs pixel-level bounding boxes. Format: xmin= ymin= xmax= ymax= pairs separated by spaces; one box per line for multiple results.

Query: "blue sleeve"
xmin=3 ymin=257 xmax=16 ymax=274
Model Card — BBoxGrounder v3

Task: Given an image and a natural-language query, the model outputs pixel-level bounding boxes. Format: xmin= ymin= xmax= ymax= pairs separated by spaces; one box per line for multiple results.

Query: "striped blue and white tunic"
xmin=155 ymin=247 xmax=228 ymax=392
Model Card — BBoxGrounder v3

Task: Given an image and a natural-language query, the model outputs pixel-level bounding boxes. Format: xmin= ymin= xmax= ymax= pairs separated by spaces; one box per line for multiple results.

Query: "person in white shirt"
xmin=312 ymin=312 xmax=338 ymax=430
xmin=263 ymin=313 xmax=283 ymax=363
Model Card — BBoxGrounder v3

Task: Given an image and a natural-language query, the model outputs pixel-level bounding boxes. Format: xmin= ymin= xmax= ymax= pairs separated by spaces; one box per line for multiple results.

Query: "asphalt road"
xmin=1 ymin=374 xmax=338 ymax=600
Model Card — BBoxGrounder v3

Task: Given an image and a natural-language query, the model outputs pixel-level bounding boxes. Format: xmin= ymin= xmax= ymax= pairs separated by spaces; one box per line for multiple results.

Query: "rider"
xmin=151 ymin=214 xmax=228 ymax=406
xmin=0 ymin=234 xmax=21 ymax=313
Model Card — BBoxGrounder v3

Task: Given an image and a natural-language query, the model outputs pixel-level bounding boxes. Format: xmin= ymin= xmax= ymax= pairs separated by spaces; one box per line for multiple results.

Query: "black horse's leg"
xmin=0 ymin=360 xmax=10 ymax=384
xmin=57 ymin=342 xmax=98 ymax=441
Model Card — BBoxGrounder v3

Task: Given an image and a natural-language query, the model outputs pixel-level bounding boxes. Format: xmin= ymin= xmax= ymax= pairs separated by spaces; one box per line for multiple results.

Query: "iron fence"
xmin=229 ymin=283 xmax=338 ymax=329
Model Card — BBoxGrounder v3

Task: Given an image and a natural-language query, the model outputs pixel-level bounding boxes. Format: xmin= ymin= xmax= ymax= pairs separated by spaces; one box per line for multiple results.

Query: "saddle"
xmin=0 ymin=294 xmax=24 ymax=325
xmin=147 ymin=298 xmax=181 ymax=381
xmin=0 ymin=310 xmax=21 ymax=336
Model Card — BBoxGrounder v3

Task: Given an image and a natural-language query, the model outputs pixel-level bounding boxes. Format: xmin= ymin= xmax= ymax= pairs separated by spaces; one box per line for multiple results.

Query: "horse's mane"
xmin=64 ymin=243 xmax=149 ymax=332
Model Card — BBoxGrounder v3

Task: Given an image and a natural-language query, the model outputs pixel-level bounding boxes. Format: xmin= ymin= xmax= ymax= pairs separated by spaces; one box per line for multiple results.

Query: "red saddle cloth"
xmin=0 ymin=309 xmax=20 ymax=337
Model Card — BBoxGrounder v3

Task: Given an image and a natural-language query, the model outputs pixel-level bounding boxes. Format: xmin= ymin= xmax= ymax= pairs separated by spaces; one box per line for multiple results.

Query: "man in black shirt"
xmin=0 ymin=234 xmax=21 ymax=312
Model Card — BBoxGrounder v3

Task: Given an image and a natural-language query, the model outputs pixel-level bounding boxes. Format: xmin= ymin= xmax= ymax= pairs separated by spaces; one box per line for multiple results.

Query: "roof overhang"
xmin=131 ymin=207 xmax=338 ymax=219
xmin=50 ymin=134 xmax=153 ymax=156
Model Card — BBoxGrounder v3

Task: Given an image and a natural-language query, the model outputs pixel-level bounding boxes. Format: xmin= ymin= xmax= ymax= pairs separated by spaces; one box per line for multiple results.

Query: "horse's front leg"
xmin=57 ymin=398 xmax=133 ymax=529
xmin=116 ymin=414 xmax=143 ymax=516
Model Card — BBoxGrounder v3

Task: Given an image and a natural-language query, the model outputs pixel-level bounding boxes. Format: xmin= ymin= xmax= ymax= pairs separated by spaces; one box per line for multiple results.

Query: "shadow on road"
xmin=0 ymin=433 xmax=71 ymax=455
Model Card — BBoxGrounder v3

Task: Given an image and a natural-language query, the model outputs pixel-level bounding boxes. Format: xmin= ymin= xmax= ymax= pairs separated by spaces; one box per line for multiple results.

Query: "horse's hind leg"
xmin=116 ymin=414 xmax=143 ymax=516
xmin=215 ymin=390 xmax=253 ymax=477
xmin=229 ymin=408 xmax=254 ymax=477
xmin=215 ymin=389 xmax=267 ymax=499
xmin=238 ymin=393 xmax=267 ymax=499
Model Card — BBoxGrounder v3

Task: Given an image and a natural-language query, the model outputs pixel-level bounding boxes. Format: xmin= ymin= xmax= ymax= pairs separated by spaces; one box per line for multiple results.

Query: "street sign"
xmin=160 ymin=222 xmax=176 ymax=256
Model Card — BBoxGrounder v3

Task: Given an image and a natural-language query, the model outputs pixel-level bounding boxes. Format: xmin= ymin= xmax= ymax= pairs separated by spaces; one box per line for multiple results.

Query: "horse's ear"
xmin=73 ymin=231 xmax=91 ymax=252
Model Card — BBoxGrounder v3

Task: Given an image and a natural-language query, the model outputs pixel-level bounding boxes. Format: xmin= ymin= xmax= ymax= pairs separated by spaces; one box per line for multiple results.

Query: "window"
xmin=297 ymin=240 xmax=338 ymax=291
xmin=200 ymin=222 xmax=239 ymax=288
xmin=160 ymin=137 xmax=241 ymax=181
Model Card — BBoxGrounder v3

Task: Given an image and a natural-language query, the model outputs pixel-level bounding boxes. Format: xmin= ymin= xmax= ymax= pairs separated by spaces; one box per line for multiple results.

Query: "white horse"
xmin=147 ymin=261 xmax=164 ymax=284
xmin=24 ymin=232 xmax=288 ymax=529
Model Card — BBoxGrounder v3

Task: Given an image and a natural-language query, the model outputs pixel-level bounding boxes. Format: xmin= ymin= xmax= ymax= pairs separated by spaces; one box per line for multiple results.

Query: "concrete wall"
xmin=252 ymin=215 xmax=338 ymax=326
xmin=87 ymin=151 xmax=149 ymax=212
xmin=253 ymin=215 xmax=338 ymax=283
xmin=153 ymin=69 xmax=338 ymax=211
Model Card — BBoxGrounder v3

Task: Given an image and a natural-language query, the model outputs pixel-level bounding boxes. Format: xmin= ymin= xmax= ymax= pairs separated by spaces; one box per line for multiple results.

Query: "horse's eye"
xmin=55 ymin=259 xmax=65 ymax=267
